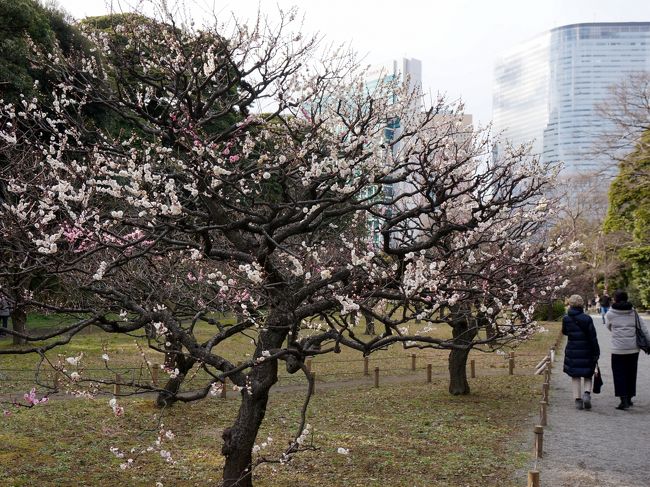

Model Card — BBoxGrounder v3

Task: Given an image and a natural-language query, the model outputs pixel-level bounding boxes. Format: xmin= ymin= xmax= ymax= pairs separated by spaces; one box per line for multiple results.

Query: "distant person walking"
xmin=599 ymin=292 xmax=611 ymax=324
xmin=606 ymin=290 xmax=650 ymax=410
xmin=0 ymin=291 xmax=11 ymax=335
xmin=563 ymin=294 xmax=600 ymax=410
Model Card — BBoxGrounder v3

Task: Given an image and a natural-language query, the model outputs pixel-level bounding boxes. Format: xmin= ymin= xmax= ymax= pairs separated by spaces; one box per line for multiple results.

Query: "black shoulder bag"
xmin=634 ymin=310 xmax=650 ymax=355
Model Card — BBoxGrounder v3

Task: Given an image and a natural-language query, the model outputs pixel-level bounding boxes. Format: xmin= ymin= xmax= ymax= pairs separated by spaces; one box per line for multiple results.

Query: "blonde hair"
xmin=568 ymin=294 xmax=584 ymax=307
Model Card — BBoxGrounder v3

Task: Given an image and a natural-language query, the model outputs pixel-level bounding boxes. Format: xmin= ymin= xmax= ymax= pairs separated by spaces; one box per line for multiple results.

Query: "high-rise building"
xmin=364 ymin=59 xmax=474 ymax=247
xmin=364 ymin=58 xmax=423 ymax=247
xmin=493 ymin=22 xmax=650 ymax=174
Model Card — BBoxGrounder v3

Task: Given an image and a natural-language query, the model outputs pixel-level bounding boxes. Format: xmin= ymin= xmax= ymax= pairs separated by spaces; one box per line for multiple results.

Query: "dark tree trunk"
xmin=448 ymin=346 xmax=472 ymax=395
xmin=155 ymin=353 xmax=196 ymax=408
xmin=12 ymin=307 xmax=27 ymax=346
xmin=363 ymin=312 xmax=375 ymax=335
xmin=546 ymin=299 xmax=554 ymax=321
xmin=222 ymin=386 xmax=272 ymax=487
xmin=221 ymin=317 xmax=287 ymax=487
xmin=447 ymin=311 xmax=478 ymax=395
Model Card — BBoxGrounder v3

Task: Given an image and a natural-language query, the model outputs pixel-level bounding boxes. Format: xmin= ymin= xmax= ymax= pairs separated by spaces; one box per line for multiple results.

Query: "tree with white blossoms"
xmin=0 ymin=3 xmax=574 ymax=486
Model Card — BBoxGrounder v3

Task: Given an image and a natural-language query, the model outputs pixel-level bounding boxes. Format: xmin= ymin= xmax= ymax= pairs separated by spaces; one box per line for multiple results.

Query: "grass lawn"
xmin=0 ymin=320 xmax=561 ymax=486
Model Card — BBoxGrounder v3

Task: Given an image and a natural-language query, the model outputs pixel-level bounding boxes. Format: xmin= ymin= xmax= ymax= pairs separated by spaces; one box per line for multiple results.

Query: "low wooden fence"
xmin=526 ymin=331 xmax=564 ymax=487
xmin=0 ymin=348 xmax=538 ymax=397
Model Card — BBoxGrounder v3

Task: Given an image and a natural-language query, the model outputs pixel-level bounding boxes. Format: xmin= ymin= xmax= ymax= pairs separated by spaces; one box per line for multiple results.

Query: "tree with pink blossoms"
xmin=0 ymin=4 xmax=575 ymax=486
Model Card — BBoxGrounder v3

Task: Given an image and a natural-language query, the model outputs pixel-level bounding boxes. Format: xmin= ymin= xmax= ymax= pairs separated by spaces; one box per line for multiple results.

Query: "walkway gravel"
xmin=536 ymin=313 xmax=650 ymax=487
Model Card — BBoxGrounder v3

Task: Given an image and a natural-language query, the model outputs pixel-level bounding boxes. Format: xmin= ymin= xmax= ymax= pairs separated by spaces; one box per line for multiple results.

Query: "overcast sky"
xmin=59 ymin=0 xmax=650 ymax=126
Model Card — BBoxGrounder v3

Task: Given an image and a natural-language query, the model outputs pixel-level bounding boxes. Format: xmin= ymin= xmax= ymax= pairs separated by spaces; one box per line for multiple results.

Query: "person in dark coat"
xmin=562 ymin=294 xmax=600 ymax=410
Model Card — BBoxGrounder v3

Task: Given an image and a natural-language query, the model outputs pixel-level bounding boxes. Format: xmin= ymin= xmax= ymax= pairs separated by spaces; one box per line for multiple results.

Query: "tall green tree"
xmin=0 ymin=0 xmax=86 ymax=102
xmin=605 ymin=129 xmax=650 ymax=307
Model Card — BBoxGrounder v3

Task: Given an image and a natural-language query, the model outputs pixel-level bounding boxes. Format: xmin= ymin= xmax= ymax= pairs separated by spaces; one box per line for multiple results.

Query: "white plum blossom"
xmin=65 ymin=354 xmax=83 ymax=366
xmin=92 ymin=261 xmax=108 ymax=281
xmin=108 ymin=398 xmax=124 ymax=417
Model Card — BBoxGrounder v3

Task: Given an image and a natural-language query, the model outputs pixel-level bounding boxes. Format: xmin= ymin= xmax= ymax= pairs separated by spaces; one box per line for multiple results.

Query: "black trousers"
xmin=611 ymin=353 xmax=639 ymax=398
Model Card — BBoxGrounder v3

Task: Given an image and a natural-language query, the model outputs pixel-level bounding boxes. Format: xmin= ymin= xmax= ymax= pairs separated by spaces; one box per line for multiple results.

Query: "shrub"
xmin=533 ymin=300 xmax=566 ymax=321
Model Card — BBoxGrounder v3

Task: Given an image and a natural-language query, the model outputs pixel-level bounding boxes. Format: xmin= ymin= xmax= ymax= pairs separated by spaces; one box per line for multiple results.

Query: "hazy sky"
xmin=59 ymin=0 xmax=650 ymax=125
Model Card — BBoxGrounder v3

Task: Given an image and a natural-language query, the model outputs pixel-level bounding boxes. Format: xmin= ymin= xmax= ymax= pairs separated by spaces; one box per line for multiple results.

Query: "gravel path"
xmin=536 ymin=313 xmax=650 ymax=487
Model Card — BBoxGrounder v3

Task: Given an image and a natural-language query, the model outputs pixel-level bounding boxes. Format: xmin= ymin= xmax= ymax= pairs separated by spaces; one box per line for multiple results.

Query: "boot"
xmin=616 ymin=397 xmax=630 ymax=410
xmin=627 ymin=396 xmax=634 ymax=407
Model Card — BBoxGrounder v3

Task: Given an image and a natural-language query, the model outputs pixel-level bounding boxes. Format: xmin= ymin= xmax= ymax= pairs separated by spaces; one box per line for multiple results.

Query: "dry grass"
xmin=0 ymin=320 xmax=561 ymax=486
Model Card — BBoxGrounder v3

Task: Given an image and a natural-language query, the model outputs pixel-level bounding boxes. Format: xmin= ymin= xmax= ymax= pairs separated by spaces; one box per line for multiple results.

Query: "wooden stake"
xmin=411 ymin=353 xmax=416 ymax=371
xmin=113 ymin=373 xmax=122 ymax=396
xmin=470 ymin=359 xmax=476 ymax=379
xmin=527 ymin=470 xmax=540 ymax=487
xmin=534 ymin=425 xmax=544 ymax=458
xmin=374 ymin=367 xmax=379 ymax=388
xmin=427 ymin=364 xmax=432 ymax=383
xmin=508 ymin=351 xmax=515 ymax=375
xmin=364 ymin=357 xmax=369 ymax=376
xmin=220 ymin=379 xmax=227 ymax=399
xmin=542 ymin=382 xmax=550 ymax=403
xmin=151 ymin=364 xmax=159 ymax=386
xmin=540 ymin=400 xmax=548 ymax=426
xmin=305 ymin=359 xmax=312 ymax=374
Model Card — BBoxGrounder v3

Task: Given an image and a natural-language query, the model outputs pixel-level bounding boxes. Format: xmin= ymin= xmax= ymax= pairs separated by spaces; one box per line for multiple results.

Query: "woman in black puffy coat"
xmin=562 ymin=294 xmax=600 ymax=410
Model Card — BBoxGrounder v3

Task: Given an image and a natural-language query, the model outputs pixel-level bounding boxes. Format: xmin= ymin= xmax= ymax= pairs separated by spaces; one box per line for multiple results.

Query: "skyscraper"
xmin=364 ymin=58 xmax=423 ymax=247
xmin=493 ymin=22 xmax=650 ymax=174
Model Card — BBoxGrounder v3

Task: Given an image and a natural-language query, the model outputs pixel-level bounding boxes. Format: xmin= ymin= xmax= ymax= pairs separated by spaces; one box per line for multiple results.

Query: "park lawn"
xmin=0 ymin=321 xmax=560 ymax=486
xmin=0 ymin=375 xmax=543 ymax=487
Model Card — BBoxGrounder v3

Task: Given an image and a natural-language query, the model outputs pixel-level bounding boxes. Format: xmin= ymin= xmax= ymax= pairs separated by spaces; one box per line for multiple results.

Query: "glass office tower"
xmin=493 ymin=22 xmax=650 ymax=174
xmin=364 ymin=58 xmax=422 ymax=247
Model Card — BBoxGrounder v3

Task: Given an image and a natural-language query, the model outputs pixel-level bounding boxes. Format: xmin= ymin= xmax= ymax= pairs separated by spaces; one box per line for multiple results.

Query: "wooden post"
xmin=220 ymin=379 xmax=227 ymax=399
xmin=364 ymin=357 xmax=369 ymax=376
xmin=550 ymin=347 xmax=556 ymax=363
xmin=470 ymin=359 xmax=476 ymax=379
xmin=374 ymin=367 xmax=379 ymax=388
xmin=527 ymin=470 xmax=540 ymax=487
xmin=113 ymin=373 xmax=122 ymax=396
xmin=540 ymin=400 xmax=548 ymax=426
xmin=508 ymin=352 xmax=515 ymax=375
xmin=544 ymin=368 xmax=551 ymax=384
xmin=542 ymin=382 xmax=549 ymax=403
xmin=427 ymin=363 xmax=432 ymax=383
xmin=306 ymin=359 xmax=312 ymax=374
xmin=411 ymin=354 xmax=416 ymax=371
xmin=534 ymin=425 xmax=544 ymax=458
xmin=151 ymin=364 xmax=159 ymax=386
xmin=311 ymin=372 xmax=316 ymax=393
